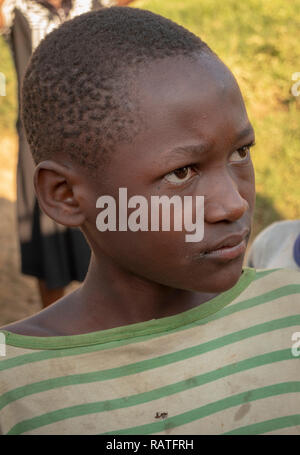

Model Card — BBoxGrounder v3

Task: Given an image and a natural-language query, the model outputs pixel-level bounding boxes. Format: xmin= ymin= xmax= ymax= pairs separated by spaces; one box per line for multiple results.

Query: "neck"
xmin=74 ymin=253 xmax=219 ymax=331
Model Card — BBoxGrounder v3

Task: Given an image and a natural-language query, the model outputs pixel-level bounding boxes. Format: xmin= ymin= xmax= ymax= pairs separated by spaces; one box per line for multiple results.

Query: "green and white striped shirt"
xmin=0 ymin=267 xmax=300 ymax=435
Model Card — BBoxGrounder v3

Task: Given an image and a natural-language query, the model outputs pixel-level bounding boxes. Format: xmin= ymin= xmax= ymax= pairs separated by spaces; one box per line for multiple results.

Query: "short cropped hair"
xmin=22 ymin=7 xmax=212 ymax=170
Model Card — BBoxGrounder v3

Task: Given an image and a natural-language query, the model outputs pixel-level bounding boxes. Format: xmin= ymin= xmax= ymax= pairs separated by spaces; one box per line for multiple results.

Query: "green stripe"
xmin=103 ymin=383 xmax=300 ymax=435
xmin=5 ymin=351 xmax=298 ymax=435
xmin=253 ymin=268 xmax=282 ymax=280
xmin=1 ymin=314 xmax=299 ymax=411
xmin=102 ymin=382 xmax=300 ymax=435
xmin=1 ymin=280 xmax=299 ymax=372
xmin=0 ymin=341 xmax=284 ymax=411
xmin=223 ymin=414 xmax=300 ymax=435
xmin=0 ymin=268 xmax=255 ymax=351
xmin=196 ymin=284 xmax=300 ymax=326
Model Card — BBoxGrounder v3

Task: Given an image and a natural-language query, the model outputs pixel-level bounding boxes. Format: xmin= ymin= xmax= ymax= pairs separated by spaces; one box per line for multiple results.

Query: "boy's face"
xmin=82 ymin=53 xmax=256 ymax=293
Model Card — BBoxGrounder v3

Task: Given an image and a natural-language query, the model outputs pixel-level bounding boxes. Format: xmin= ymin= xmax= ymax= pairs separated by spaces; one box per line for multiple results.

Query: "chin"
xmin=193 ymin=258 xmax=245 ymax=294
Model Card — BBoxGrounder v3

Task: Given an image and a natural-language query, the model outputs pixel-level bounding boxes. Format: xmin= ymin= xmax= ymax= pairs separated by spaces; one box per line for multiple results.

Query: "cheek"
xmin=241 ymin=163 xmax=256 ymax=211
xmin=121 ymin=230 xmax=202 ymax=288
xmin=115 ymin=230 xmax=186 ymax=261
xmin=96 ymin=227 xmax=188 ymax=274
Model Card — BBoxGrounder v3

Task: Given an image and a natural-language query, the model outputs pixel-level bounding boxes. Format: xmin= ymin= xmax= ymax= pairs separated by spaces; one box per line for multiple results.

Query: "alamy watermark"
xmin=0 ymin=332 xmax=6 ymax=357
xmin=291 ymin=332 xmax=300 ymax=357
xmin=0 ymin=72 xmax=6 ymax=97
xmin=96 ymin=188 xmax=204 ymax=242
xmin=291 ymin=72 xmax=300 ymax=97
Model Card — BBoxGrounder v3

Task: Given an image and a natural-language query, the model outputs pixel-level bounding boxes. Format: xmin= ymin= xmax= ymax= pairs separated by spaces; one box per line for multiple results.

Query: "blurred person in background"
xmin=0 ymin=0 xmax=133 ymax=307
xmin=246 ymin=220 xmax=300 ymax=271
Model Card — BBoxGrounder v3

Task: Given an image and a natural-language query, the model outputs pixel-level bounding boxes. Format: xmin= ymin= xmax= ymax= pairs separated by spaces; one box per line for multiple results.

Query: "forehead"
xmin=136 ymin=53 xmax=249 ymax=138
xmin=109 ymin=53 xmax=254 ymax=176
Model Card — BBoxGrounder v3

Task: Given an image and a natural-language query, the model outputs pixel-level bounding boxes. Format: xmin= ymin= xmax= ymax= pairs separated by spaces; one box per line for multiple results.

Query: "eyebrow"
xmin=235 ymin=125 xmax=256 ymax=143
xmin=162 ymin=124 xmax=255 ymax=163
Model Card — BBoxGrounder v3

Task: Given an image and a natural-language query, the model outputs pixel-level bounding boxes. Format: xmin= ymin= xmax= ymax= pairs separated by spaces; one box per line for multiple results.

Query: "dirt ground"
xmin=0 ymin=134 xmax=78 ymax=326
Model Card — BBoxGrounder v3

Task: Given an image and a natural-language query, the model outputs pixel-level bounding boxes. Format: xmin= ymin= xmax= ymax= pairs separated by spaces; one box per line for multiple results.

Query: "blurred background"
xmin=0 ymin=0 xmax=299 ymax=325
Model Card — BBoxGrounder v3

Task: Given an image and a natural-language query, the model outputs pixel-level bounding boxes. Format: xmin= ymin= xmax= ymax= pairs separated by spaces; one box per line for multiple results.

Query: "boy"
xmin=0 ymin=7 xmax=299 ymax=435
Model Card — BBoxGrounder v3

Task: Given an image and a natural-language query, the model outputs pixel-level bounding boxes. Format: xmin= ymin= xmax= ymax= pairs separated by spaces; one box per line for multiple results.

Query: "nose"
xmin=204 ymin=171 xmax=249 ymax=223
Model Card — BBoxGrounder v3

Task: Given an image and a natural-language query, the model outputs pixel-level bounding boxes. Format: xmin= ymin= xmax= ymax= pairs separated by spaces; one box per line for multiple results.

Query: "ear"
xmin=34 ymin=160 xmax=86 ymax=227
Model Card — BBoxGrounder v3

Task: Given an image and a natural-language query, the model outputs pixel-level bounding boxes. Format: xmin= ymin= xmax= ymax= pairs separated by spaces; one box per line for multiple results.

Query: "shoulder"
xmin=251 ymin=267 xmax=300 ymax=289
xmin=0 ymin=292 xmax=77 ymax=337
xmin=247 ymin=267 xmax=300 ymax=309
xmin=0 ymin=318 xmax=55 ymax=337
xmin=232 ymin=268 xmax=300 ymax=341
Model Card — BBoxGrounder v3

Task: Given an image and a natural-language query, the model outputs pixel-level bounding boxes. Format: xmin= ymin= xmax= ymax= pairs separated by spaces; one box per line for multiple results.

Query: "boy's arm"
xmin=116 ymin=1 xmax=135 ymax=5
xmin=101 ymin=0 xmax=135 ymax=6
xmin=0 ymin=0 xmax=5 ymax=29
xmin=0 ymin=0 xmax=15 ymax=33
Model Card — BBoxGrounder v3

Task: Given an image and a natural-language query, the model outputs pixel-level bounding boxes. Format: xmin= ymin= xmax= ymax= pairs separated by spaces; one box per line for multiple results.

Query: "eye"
xmin=229 ymin=143 xmax=255 ymax=163
xmin=164 ymin=166 xmax=196 ymax=185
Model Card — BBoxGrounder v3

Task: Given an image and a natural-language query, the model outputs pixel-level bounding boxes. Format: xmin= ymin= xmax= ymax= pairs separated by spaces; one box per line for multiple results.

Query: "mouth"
xmin=203 ymin=238 xmax=247 ymax=260
xmin=195 ymin=230 xmax=250 ymax=261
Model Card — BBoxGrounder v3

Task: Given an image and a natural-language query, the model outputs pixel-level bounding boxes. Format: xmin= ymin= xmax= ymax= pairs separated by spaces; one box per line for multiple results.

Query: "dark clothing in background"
xmin=1 ymin=0 xmax=108 ymax=288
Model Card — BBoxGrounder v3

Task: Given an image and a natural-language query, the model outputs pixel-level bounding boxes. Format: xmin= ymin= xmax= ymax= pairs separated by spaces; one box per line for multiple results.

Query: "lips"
xmin=203 ymin=230 xmax=249 ymax=254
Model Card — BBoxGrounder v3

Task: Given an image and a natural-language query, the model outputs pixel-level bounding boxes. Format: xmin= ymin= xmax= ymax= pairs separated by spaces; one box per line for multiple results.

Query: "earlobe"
xmin=34 ymin=160 xmax=86 ymax=227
